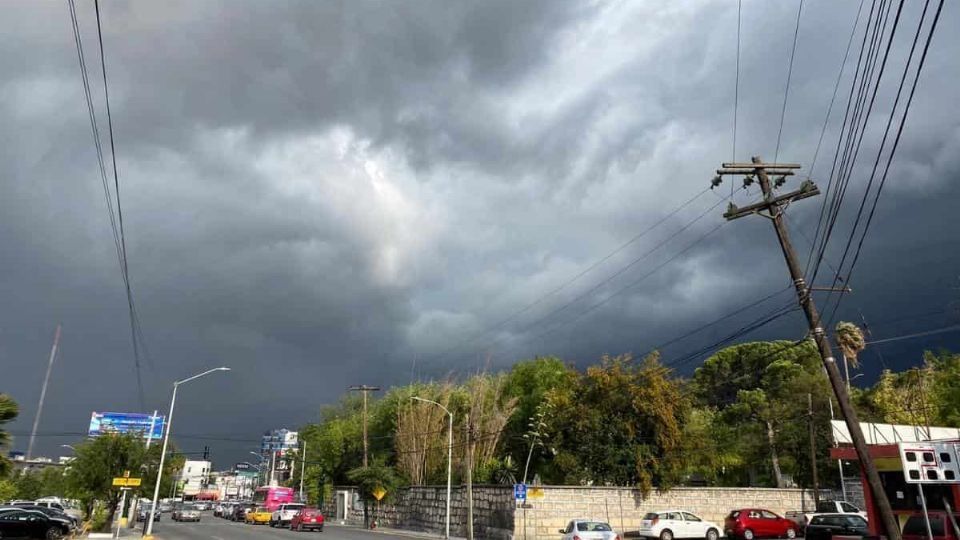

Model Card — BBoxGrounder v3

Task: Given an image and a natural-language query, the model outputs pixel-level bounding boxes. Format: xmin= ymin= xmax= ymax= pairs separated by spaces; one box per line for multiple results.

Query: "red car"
xmin=289 ymin=507 xmax=324 ymax=532
xmin=725 ymin=509 xmax=798 ymax=540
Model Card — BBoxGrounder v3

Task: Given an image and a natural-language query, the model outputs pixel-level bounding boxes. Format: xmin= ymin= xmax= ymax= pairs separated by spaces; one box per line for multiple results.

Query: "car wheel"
xmin=660 ymin=530 xmax=674 ymax=540
xmin=743 ymin=529 xmax=755 ymax=540
xmin=707 ymin=528 xmax=719 ymax=540
xmin=786 ymin=529 xmax=796 ymax=539
xmin=45 ymin=527 xmax=63 ymax=540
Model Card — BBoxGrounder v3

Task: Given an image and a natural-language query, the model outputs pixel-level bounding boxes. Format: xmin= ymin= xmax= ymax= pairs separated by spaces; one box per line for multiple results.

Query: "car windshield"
xmin=577 ymin=522 xmax=612 ymax=532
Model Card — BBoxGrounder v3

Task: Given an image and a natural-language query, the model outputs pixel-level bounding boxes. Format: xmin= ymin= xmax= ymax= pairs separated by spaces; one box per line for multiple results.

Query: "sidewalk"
xmin=329 ymin=521 xmax=468 ymax=540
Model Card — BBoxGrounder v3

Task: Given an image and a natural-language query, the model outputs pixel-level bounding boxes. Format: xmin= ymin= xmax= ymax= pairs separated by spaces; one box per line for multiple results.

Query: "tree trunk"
xmin=766 ymin=420 xmax=785 ymax=488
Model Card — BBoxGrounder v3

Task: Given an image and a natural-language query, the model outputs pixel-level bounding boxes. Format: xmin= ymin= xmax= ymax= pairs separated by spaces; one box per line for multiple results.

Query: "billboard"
xmin=260 ymin=429 xmax=298 ymax=453
xmin=88 ymin=412 xmax=164 ymax=440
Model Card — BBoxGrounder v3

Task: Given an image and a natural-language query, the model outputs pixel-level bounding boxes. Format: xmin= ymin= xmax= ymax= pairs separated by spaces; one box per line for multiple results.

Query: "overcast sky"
xmin=3 ymin=0 xmax=959 ymax=467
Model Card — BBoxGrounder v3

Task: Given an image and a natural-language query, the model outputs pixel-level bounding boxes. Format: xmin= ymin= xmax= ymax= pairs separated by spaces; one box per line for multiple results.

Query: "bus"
xmin=252 ymin=486 xmax=294 ymax=512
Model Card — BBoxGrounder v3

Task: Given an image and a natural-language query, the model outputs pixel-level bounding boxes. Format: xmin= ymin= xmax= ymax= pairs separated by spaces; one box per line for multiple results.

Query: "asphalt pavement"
xmin=141 ymin=515 xmax=424 ymax=540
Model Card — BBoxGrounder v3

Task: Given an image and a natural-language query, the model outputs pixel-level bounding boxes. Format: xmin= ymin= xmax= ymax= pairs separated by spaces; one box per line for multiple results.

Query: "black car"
xmin=804 ymin=514 xmax=870 ymax=540
xmin=0 ymin=508 xmax=71 ymax=539
xmin=8 ymin=505 xmax=78 ymax=531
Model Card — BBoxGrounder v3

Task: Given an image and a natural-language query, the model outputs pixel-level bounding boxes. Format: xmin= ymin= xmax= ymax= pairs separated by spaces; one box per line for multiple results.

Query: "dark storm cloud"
xmin=2 ymin=0 xmax=959 ymax=465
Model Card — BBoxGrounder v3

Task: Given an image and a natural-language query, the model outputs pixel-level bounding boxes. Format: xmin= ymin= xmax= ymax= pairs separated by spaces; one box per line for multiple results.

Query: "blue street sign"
xmin=514 ymin=483 xmax=527 ymax=501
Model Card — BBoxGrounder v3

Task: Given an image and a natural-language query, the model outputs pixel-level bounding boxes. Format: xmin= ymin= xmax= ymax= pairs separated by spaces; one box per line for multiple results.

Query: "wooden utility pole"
xmin=349 ymin=385 xmax=381 ymax=468
xmin=717 ymin=157 xmax=900 ymax=540
xmin=808 ymin=393 xmax=820 ymax=507
xmin=465 ymin=413 xmax=475 ymax=540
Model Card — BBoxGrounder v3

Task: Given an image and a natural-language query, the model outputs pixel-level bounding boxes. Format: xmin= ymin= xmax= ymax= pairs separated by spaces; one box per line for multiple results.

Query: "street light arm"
xmin=175 ymin=366 xmax=231 ymax=387
xmin=412 ymin=396 xmax=453 ymax=417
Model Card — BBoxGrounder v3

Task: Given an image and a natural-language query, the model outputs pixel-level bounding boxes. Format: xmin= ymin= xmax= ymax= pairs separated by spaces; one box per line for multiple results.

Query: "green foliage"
xmin=0 ymin=478 xmax=16 ymax=501
xmin=0 ymin=394 xmax=18 ymax=477
xmin=692 ymin=340 xmax=833 ymax=488
xmin=545 ymin=353 xmax=687 ymax=495
xmin=501 ymin=357 xmax=577 ymax=482
xmin=64 ymin=433 xmax=181 ymax=530
xmin=346 ymin=462 xmax=401 ymax=502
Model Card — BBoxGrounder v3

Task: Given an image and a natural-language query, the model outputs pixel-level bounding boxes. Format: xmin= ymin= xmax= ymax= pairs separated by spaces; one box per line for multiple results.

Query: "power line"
xmin=473 ymin=193 xmax=739 ymax=365
xmin=807 ymin=0 xmax=893 ymax=288
xmin=866 ymin=323 xmax=960 ymax=346
xmin=826 ymin=0 xmax=944 ymax=325
xmin=774 ymin=0 xmax=804 ymax=162
xmin=93 ymin=0 xmax=145 ymax=409
xmin=426 ymin=187 xmax=712 ymax=368
xmin=803 ymin=0 xmax=866 ymax=278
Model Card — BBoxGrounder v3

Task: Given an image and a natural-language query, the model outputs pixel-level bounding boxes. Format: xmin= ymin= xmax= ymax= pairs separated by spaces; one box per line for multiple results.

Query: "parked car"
xmin=5 ymin=504 xmax=78 ymax=531
xmin=213 ymin=503 xmax=224 ymax=517
xmin=0 ymin=508 xmax=72 ymax=539
xmin=786 ymin=500 xmax=867 ymax=530
xmin=559 ymin=519 xmax=620 ymax=540
xmin=902 ymin=511 xmax=960 ymax=540
xmin=159 ymin=501 xmax=174 ymax=513
xmin=290 ymin=507 xmax=325 ymax=532
xmin=803 ymin=514 xmax=869 ymax=540
xmin=138 ymin=503 xmax=161 ymax=522
xmin=271 ymin=503 xmax=306 ymax=528
xmin=639 ymin=510 xmax=721 ymax=540
xmin=725 ymin=509 xmax=798 ymax=540
xmin=246 ymin=506 xmax=273 ymax=525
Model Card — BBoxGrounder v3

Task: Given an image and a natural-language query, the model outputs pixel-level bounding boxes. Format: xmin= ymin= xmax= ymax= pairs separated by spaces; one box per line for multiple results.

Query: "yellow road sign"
xmin=112 ymin=477 xmax=142 ymax=487
xmin=372 ymin=487 xmax=387 ymax=501
xmin=528 ymin=487 xmax=544 ymax=500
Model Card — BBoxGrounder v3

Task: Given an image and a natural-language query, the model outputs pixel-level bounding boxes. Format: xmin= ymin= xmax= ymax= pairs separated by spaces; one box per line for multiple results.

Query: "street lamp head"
xmin=216 ymin=367 xmax=231 ymax=372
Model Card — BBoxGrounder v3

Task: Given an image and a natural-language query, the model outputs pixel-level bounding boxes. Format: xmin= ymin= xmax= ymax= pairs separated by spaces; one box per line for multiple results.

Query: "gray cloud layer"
xmin=2 ymin=0 xmax=959 ymax=464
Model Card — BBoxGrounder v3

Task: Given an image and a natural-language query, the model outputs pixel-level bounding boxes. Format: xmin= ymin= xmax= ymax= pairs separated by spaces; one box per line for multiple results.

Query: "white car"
xmin=270 ymin=503 xmax=306 ymax=528
xmin=639 ymin=510 xmax=722 ymax=540
xmin=559 ymin=518 xmax=620 ymax=540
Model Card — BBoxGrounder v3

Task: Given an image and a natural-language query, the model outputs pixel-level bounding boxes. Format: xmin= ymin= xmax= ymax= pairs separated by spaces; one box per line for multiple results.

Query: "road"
xmin=141 ymin=517 xmax=418 ymax=540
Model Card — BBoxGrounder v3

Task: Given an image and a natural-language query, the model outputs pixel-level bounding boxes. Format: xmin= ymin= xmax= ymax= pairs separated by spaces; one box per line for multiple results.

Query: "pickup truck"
xmin=785 ymin=501 xmax=868 ymax=530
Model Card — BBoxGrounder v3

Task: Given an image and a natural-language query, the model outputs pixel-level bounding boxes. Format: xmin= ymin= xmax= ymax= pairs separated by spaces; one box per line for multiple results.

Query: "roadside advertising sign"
xmin=88 ymin=412 xmax=164 ymax=440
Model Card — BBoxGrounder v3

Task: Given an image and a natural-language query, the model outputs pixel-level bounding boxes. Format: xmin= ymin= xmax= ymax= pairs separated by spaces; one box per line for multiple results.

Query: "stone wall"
xmin=326 ymin=485 xmax=515 ymax=539
xmin=325 ymin=485 xmax=835 ymax=540
xmin=515 ymin=486 xmax=835 ymax=540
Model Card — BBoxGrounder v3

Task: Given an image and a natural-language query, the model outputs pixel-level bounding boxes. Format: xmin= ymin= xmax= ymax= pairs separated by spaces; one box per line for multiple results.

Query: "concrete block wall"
xmin=326 ymin=485 xmax=836 ymax=540
xmin=514 ymin=487 xmax=835 ymax=540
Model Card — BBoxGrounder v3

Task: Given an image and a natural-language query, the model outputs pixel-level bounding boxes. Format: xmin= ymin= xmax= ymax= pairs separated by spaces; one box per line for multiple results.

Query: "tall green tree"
xmin=502 ymin=356 xmax=576 ymax=482
xmin=0 ymin=394 xmax=18 ymax=477
xmin=546 ymin=352 xmax=687 ymax=494
xmin=65 ymin=433 xmax=181 ymax=529
xmin=692 ymin=340 xmax=833 ymax=488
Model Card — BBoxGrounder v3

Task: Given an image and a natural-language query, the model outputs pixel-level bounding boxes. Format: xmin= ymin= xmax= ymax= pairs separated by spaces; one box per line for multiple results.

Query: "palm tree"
xmin=0 ymin=394 xmax=19 ymax=476
xmin=835 ymin=322 xmax=866 ymax=391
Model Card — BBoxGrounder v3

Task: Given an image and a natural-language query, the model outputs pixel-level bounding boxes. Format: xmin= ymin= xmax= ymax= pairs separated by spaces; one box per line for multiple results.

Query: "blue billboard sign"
xmin=88 ymin=412 xmax=164 ymax=440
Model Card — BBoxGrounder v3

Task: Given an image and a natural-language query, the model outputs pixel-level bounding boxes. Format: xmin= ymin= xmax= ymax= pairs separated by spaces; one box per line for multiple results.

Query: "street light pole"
xmin=412 ymin=397 xmax=453 ymax=539
xmin=145 ymin=367 xmax=229 ymax=537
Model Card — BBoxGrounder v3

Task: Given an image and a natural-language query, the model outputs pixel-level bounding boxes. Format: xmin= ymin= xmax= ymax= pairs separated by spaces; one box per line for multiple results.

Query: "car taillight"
xmin=574 ymin=536 xmax=581 ymax=540
xmin=615 ymin=535 xmax=621 ymax=540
